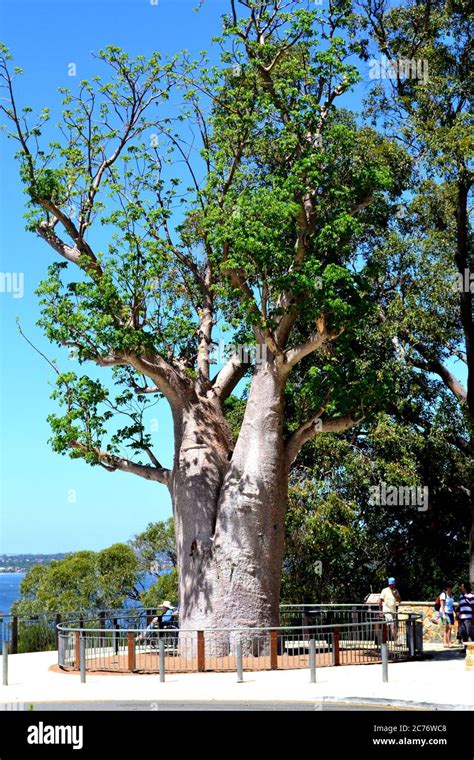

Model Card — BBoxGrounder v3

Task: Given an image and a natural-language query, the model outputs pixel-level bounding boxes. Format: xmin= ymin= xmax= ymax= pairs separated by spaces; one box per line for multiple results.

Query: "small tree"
xmin=11 ymin=545 xmax=140 ymax=616
xmin=130 ymin=518 xmax=179 ymax=606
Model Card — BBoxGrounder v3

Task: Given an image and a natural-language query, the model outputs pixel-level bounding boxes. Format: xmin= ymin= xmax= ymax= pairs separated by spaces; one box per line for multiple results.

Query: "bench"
xmin=283 ymin=640 xmax=329 ymax=652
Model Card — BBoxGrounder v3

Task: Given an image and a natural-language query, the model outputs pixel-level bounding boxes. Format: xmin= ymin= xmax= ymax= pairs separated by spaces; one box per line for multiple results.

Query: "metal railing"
xmin=55 ymin=610 xmax=422 ymax=675
xmin=1 ymin=604 xmax=422 ymax=657
xmin=0 ymin=606 xmax=165 ymax=654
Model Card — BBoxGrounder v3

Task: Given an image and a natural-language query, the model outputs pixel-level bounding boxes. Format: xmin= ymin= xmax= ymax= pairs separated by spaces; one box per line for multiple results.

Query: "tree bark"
xmin=212 ymin=360 xmax=288 ymax=631
xmin=171 ymin=396 xmax=232 ymax=631
xmin=172 ymin=359 xmax=288 ymax=636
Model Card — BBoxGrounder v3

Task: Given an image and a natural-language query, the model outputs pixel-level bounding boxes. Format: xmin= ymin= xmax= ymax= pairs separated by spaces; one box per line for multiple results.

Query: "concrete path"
xmin=0 ymin=648 xmax=472 ymax=710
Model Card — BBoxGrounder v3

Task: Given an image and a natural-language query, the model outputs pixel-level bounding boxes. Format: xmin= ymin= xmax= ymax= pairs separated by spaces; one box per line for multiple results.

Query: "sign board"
xmin=365 ymin=593 xmax=381 ymax=605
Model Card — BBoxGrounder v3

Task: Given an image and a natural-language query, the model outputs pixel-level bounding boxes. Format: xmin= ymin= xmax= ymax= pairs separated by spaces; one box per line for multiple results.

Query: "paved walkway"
xmin=0 ymin=648 xmax=472 ymax=710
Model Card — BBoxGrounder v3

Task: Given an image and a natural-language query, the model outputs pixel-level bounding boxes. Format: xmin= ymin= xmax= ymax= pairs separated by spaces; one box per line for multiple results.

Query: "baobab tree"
xmin=0 ymin=0 xmax=410 ymax=629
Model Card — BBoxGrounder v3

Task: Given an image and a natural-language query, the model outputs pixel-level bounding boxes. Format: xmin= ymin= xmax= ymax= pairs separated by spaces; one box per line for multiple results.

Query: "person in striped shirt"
xmin=456 ymin=582 xmax=474 ymax=644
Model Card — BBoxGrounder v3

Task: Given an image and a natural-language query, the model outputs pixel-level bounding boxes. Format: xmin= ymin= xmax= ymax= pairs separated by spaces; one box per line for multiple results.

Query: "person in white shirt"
xmin=379 ymin=577 xmax=401 ymax=639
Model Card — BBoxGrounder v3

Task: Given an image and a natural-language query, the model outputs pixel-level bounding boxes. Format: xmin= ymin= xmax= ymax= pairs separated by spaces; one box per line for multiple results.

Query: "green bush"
xmin=17 ymin=621 xmax=56 ymax=653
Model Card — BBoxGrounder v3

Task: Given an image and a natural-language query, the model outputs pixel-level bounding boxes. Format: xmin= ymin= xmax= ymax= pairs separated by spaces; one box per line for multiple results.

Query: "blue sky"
xmin=0 ymin=0 xmax=230 ymax=553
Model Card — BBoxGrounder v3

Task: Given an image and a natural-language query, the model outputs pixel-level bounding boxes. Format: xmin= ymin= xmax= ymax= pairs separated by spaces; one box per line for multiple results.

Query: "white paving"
xmin=0 ymin=649 xmax=472 ymax=709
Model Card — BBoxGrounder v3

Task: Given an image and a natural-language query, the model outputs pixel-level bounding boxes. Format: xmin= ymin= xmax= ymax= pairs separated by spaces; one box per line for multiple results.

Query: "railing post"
xmin=80 ymin=634 xmax=86 ymax=684
xmin=309 ymin=638 xmax=316 ymax=683
xmin=11 ymin=616 xmax=18 ymax=655
xmin=270 ymin=630 xmax=278 ymax=670
xmin=2 ymin=640 xmax=8 ymax=686
xmin=333 ymin=626 xmax=340 ymax=666
xmin=99 ymin=611 xmax=105 ymax=641
xmin=55 ymin=614 xmax=61 ymax=649
xmin=197 ymin=631 xmax=205 ymax=672
xmin=302 ymin=608 xmax=309 ymax=641
xmin=127 ymin=632 xmax=136 ymax=672
xmin=74 ymin=631 xmax=80 ymax=671
xmin=113 ymin=618 xmax=119 ymax=655
xmin=159 ymin=638 xmax=165 ymax=683
xmin=236 ymin=639 xmax=243 ymax=683
xmin=408 ymin=619 xmax=415 ymax=657
xmin=381 ymin=623 xmax=388 ymax=682
xmin=58 ymin=632 xmax=65 ymax=668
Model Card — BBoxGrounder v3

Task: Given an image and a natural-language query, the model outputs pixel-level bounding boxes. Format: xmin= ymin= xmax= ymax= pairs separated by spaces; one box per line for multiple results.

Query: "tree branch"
xmin=72 ymin=441 xmax=171 ymax=487
xmin=287 ymin=410 xmax=363 ymax=465
xmin=412 ymin=354 xmax=467 ymax=404
xmin=350 ymin=195 xmax=374 ymax=215
xmin=128 ymin=353 xmax=189 ymax=410
xmin=197 ymin=289 xmax=214 ymax=387
xmin=283 ymin=314 xmax=343 ymax=371
xmin=211 ymin=351 xmax=250 ymax=403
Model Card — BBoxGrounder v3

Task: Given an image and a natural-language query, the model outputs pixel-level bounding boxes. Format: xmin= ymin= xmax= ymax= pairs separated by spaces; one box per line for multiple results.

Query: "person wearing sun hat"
xmin=379 ymin=577 xmax=401 ymax=639
xmin=159 ymin=600 xmax=177 ymax=628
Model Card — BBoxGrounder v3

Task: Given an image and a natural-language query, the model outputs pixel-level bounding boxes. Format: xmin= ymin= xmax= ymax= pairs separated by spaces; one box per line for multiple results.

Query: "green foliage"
xmin=283 ymin=485 xmax=367 ymax=603
xmin=129 ymin=519 xmax=178 ymax=606
xmin=25 ymin=168 xmax=66 ymax=204
xmin=130 ymin=518 xmax=176 ymax=575
xmin=363 ymin=0 xmax=472 ymax=432
xmin=282 ymin=412 xmax=471 ymax=603
xmin=11 ymin=519 xmax=179 ymax=616
xmin=17 ymin=622 xmax=57 ymax=654
xmin=223 ymin=394 xmax=247 ymax=443
xmin=11 ymin=544 xmax=140 ymax=615
xmin=140 ymin=568 xmax=179 ymax=608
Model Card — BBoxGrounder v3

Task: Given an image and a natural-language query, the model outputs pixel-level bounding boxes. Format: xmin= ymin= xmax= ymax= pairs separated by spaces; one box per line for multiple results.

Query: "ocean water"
xmin=0 ymin=573 xmax=24 ymax=615
xmin=0 ymin=571 xmax=162 ymax=616
xmin=0 ymin=570 xmax=163 ymax=617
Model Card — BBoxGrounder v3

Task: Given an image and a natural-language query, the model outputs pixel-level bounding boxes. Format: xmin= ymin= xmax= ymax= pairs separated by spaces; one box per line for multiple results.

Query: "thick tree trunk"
xmin=171 ymin=397 xmax=231 ymax=631
xmin=212 ymin=361 xmax=288 ymax=631
xmin=172 ymin=360 xmax=288 ymax=636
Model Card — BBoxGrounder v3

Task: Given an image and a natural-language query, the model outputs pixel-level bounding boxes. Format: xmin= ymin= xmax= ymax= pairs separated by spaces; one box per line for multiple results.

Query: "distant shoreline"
xmin=0 ymin=554 xmax=66 ymax=574
xmin=0 ymin=571 xmax=25 ymax=575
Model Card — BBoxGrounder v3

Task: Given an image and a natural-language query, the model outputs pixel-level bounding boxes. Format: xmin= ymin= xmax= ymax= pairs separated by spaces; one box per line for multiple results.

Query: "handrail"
xmin=281 ymin=603 xmax=376 ymax=607
xmin=57 ymin=612 xmax=422 ymax=635
xmin=0 ymin=603 xmax=425 ymax=622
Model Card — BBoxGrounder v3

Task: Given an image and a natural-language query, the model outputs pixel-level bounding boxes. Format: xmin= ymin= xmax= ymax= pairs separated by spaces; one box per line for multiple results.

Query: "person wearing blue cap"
xmin=379 ymin=577 xmax=401 ymax=639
